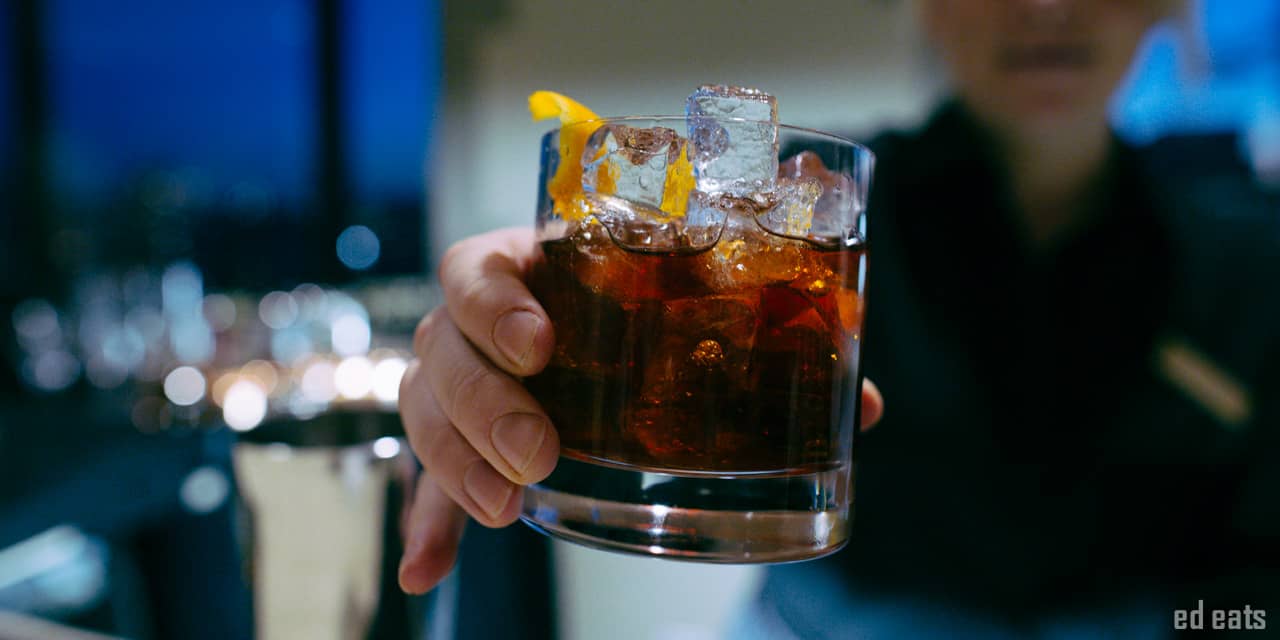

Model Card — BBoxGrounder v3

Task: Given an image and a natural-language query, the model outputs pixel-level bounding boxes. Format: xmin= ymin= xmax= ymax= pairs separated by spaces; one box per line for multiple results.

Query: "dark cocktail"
xmin=521 ymin=87 xmax=873 ymax=562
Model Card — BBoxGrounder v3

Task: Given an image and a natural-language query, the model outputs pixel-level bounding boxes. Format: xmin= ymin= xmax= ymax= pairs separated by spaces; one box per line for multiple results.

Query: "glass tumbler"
xmin=522 ymin=116 xmax=873 ymax=562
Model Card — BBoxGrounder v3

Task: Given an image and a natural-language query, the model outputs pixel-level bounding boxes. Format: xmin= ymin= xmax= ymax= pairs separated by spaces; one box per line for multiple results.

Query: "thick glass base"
xmin=521 ymin=457 xmax=852 ymax=563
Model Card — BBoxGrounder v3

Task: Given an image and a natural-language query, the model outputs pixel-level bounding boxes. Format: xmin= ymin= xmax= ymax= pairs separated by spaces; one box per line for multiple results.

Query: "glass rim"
xmin=544 ymin=115 xmax=875 ymax=157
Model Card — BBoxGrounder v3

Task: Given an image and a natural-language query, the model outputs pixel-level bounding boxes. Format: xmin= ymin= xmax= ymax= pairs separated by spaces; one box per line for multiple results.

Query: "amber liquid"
xmin=527 ymin=222 xmax=865 ymax=475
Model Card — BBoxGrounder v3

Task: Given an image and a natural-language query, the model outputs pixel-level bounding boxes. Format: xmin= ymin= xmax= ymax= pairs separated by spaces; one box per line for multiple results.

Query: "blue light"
xmin=336 ymin=225 xmax=381 ymax=271
xmin=1112 ymin=0 xmax=1280 ymax=145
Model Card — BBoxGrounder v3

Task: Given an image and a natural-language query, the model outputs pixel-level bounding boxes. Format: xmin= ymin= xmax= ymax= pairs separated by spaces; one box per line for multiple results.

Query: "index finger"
xmin=435 ymin=228 xmax=555 ymax=377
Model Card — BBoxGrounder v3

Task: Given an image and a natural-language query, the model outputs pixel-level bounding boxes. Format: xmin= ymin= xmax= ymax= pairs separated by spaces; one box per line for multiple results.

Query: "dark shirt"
xmin=764 ymin=101 xmax=1280 ymax=631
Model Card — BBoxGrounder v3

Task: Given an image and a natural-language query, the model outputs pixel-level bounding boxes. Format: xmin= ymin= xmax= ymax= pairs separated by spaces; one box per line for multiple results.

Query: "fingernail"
xmin=491 ymin=413 xmax=547 ymax=476
xmin=463 ymin=462 xmax=514 ymax=520
xmin=494 ymin=310 xmax=542 ymax=368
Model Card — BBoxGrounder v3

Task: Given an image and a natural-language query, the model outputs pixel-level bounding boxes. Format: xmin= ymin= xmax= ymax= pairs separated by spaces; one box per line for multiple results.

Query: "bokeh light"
xmin=202 ymin=294 xmax=238 ymax=332
xmin=124 ymin=306 xmax=165 ymax=344
xmin=210 ymin=373 xmax=237 ymax=408
xmin=179 ymin=466 xmax=230 ymax=514
xmin=12 ymin=299 xmax=61 ymax=347
xmin=258 ymin=290 xmax=299 ymax=329
xmin=336 ymin=225 xmax=381 ymax=270
xmin=334 ymin=356 xmax=374 ymax=399
xmin=85 ymin=354 xmax=129 ymax=390
xmin=287 ymin=395 xmax=323 ymax=421
xmin=163 ymin=366 xmax=207 ymax=406
xmin=300 ymin=360 xmax=339 ymax=404
xmin=23 ymin=350 xmax=81 ymax=392
xmin=372 ymin=436 xmax=401 ymax=459
xmin=169 ymin=319 xmax=215 ymax=364
xmin=331 ymin=313 xmax=371 ymax=357
xmin=223 ymin=380 xmax=268 ymax=431
xmin=372 ymin=357 xmax=407 ymax=404
xmin=270 ymin=327 xmax=313 ymax=365
xmin=241 ymin=360 xmax=281 ymax=395
xmin=101 ymin=325 xmax=146 ymax=373
xmin=291 ymin=283 xmax=328 ymax=321
xmin=161 ymin=262 xmax=204 ymax=317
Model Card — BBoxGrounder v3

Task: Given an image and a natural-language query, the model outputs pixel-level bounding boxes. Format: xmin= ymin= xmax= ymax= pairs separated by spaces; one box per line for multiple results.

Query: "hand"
xmin=397 ymin=227 xmax=884 ymax=594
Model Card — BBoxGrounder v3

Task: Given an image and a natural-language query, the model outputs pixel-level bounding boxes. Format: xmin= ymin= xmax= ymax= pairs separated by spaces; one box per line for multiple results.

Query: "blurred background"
xmin=1 ymin=1 xmax=1277 ymax=639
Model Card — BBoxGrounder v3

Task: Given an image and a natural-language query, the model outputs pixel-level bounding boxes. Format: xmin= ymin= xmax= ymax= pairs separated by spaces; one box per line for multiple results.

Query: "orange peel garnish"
xmin=661 ymin=146 xmax=693 ymax=218
xmin=529 ymin=90 xmax=694 ymax=221
xmin=529 ymin=91 xmax=601 ymax=222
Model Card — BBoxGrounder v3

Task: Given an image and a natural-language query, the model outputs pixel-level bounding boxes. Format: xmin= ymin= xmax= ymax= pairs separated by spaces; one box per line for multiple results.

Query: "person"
xmin=397 ymin=0 xmax=1280 ymax=637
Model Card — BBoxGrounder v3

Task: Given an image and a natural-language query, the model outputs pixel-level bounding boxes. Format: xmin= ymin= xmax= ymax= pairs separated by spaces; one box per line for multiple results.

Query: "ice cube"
xmin=687 ymin=189 xmax=773 ymax=218
xmin=638 ymin=295 xmax=758 ymax=399
xmin=750 ymin=321 xmax=841 ymax=437
xmin=695 ymin=192 xmax=811 ymax=291
xmin=563 ymin=221 xmax=708 ymax=302
xmin=778 ymin=151 xmax=860 ymax=244
xmin=536 ymin=231 xmax=632 ymax=373
xmin=627 ymin=294 xmax=760 ymax=463
xmin=582 ymin=124 xmax=685 ymax=211
xmin=685 ymin=190 xmax=765 ymax=239
xmin=667 ymin=295 xmax=758 ymax=358
xmin=589 ymin=190 xmax=724 ymax=254
xmin=686 ymin=85 xmax=778 ymax=195
xmin=755 ymin=177 xmax=822 ymax=239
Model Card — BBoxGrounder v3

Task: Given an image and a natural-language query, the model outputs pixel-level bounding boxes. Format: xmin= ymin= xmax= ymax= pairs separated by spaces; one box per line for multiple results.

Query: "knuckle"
xmin=447 ymin=361 xmax=495 ymax=425
xmin=396 ymin=360 xmax=421 ymax=417
xmin=413 ymin=308 xmax=444 ymax=357
xmin=454 ymin=270 xmax=491 ymax=315
xmin=438 ymin=238 xmax=469 ymax=279
xmin=416 ymin=421 xmax=459 ymax=476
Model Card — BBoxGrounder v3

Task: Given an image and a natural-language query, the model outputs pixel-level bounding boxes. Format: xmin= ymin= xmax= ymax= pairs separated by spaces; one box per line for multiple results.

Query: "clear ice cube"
xmin=755 ymin=177 xmax=822 ymax=239
xmin=686 ymin=190 xmax=768 ymax=233
xmin=692 ymin=191 xmax=810 ymax=291
xmin=778 ymin=151 xmax=860 ymax=243
xmin=582 ymin=124 xmax=684 ymax=211
xmin=589 ymin=191 xmax=724 ymax=254
xmin=685 ymin=85 xmax=778 ymax=195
